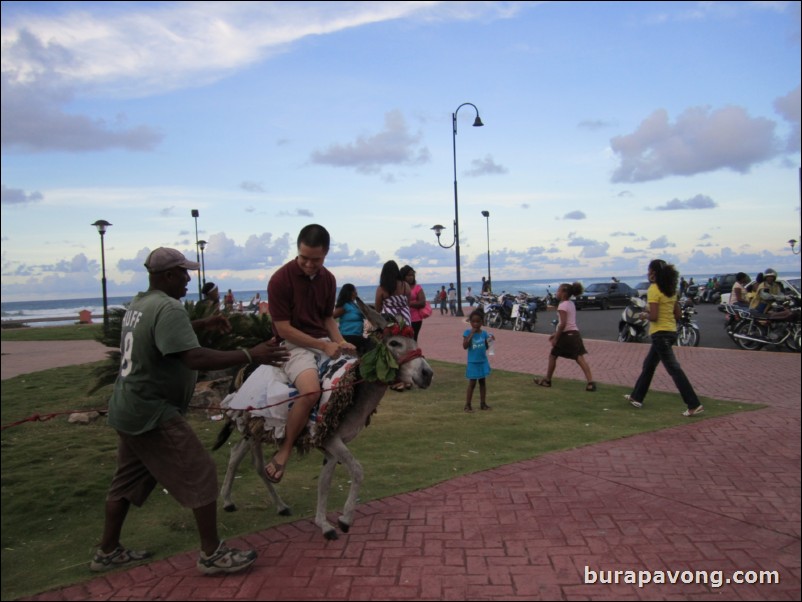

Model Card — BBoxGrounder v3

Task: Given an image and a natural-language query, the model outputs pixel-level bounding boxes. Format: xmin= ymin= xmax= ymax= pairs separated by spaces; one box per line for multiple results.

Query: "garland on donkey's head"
xmin=358 ymin=316 xmax=413 ymax=383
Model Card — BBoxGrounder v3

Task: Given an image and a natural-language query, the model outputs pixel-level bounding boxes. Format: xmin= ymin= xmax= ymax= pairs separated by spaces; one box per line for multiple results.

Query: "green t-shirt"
xmin=108 ymin=290 xmax=200 ymax=435
xmin=647 ymin=283 xmax=677 ymax=335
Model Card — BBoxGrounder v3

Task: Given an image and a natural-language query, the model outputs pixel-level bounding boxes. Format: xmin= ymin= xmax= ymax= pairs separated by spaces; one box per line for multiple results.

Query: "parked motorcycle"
xmin=617 ymin=297 xmax=649 ymax=343
xmin=730 ymin=297 xmax=801 ymax=352
xmin=484 ymin=293 xmax=517 ymax=329
xmin=676 ymin=299 xmax=700 ymax=347
xmin=719 ymin=303 xmax=751 ymax=342
xmin=512 ymin=292 xmax=538 ymax=332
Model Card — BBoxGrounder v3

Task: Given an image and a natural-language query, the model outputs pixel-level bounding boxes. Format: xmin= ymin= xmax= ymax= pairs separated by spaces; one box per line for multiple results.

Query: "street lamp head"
xmin=473 ymin=115 xmax=484 ymax=127
xmin=191 ymin=209 xmax=199 ymax=218
xmin=91 ymin=220 xmax=112 ymax=235
xmin=790 ymin=239 xmax=800 ymax=254
xmin=431 ymin=224 xmax=445 ymax=237
xmin=481 ymin=210 xmax=490 ymax=218
xmin=198 ymin=239 xmax=207 ymax=251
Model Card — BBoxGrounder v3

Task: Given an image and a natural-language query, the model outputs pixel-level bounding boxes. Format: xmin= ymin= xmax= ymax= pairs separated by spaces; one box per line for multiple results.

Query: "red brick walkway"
xmin=25 ymin=313 xmax=801 ymax=600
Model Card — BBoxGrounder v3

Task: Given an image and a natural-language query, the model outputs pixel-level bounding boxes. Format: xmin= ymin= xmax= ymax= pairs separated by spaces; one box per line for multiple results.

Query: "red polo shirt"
xmin=267 ymin=258 xmax=336 ymax=341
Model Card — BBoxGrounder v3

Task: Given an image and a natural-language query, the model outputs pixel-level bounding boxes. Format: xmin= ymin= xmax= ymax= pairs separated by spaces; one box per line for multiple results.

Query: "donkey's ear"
xmin=355 ymin=296 xmax=387 ymax=330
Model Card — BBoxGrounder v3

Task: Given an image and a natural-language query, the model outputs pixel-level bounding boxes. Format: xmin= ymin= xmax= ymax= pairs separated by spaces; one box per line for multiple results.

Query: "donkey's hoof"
xmin=223 ymin=503 xmax=237 ymax=513
xmin=338 ymin=519 xmax=350 ymax=533
xmin=278 ymin=507 xmax=293 ymax=517
xmin=324 ymin=529 xmax=339 ymax=541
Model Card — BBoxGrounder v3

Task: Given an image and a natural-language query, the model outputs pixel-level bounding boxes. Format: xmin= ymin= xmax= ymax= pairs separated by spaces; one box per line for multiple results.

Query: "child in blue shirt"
xmin=462 ymin=309 xmax=493 ymax=412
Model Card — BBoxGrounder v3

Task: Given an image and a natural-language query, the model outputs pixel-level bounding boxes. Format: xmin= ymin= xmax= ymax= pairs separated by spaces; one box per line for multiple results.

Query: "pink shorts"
xmin=107 ymin=415 xmax=218 ymax=509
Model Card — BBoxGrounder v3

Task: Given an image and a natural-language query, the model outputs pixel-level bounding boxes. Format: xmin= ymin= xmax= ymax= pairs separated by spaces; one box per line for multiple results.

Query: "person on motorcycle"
xmin=749 ymin=268 xmax=783 ymax=313
xmin=730 ymin=272 xmax=750 ymax=308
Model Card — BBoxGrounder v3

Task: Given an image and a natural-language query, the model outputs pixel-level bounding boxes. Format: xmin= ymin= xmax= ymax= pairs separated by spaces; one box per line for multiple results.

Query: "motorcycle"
xmin=719 ymin=303 xmax=751 ymax=342
xmin=617 ymin=297 xmax=649 ymax=343
xmin=676 ymin=299 xmax=700 ymax=347
xmin=511 ymin=292 xmax=539 ymax=332
xmin=484 ymin=293 xmax=517 ymax=329
xmin=730 ymin=297 xmax=801 ymax=352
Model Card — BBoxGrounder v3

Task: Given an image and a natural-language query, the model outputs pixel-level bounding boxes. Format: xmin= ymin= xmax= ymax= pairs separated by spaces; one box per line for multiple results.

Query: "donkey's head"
xmin=355 ymin=297 xmax=433 ymax=389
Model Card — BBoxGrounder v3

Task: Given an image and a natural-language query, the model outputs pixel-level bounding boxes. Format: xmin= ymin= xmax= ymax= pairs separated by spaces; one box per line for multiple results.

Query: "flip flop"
xmin=264 ymin=454 xmax=286 ymax=484
xmin=682 ymin=405 xmax=704 ymax=417
xmin=533 ymin=378 xmax=552 ymax=388
xmin=624 ymin=394 xmax=642 ymax=408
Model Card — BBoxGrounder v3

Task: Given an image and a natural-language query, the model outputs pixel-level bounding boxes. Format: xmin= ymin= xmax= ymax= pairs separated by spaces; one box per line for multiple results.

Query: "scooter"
xmin=617 ymin=297 xmax=649 ymax=343
xmin=484 ymin=293 xmax=517 ymax=329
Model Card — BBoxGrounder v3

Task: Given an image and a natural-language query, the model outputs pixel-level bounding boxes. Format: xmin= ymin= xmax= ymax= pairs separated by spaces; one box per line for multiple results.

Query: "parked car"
xmin=633 ymin=281 xmax=650 ymax=300
xmin=574 ymin=282 xmax=637 ymax=310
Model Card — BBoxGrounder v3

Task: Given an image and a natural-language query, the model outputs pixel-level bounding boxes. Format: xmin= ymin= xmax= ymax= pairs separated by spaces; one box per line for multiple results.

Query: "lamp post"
xmin=198 ymin=240 xmax=207 ymax=285
xmin=481 ymin=210 xmax=491 ymax=291
xmin=432 ymin=102 xmax=484 ymax=317
xmin=790 ymin=239 xmax=800 ymax=255
xmin=191 ymin=209 xmax=201 ymax=300
xmin=91 ymin=220 xmax=112 ymax=331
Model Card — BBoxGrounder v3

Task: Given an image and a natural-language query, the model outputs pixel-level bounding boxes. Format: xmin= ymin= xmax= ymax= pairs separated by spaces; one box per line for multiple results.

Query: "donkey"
xmin=213 ymin=299 xmax=433 ymax=539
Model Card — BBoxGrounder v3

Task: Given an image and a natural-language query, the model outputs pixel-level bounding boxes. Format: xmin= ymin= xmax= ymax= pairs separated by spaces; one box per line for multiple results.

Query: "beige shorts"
xmin=283 ymin=339 xmax=330 ymax=386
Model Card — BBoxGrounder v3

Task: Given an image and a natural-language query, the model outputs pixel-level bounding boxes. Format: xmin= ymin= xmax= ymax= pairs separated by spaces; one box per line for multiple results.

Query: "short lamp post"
xmin=198 ymin=240 xmax=207 ymax=286
xmin=790 ymin=239 xmax=800 ymax=255
xmin=91 ymin=220 xmax=112 ymax=331
xmin=481 ymin=210 xmax=491 ymax=291
xmin=432 ymin=102 xmax=484 ymax=317
xmin=191 ymin=209 xmax=202 ymax=300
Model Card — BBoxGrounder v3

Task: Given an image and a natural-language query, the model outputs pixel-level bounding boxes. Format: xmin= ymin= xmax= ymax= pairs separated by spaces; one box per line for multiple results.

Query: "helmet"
xmin=764 ymin=268 xmax=778 ymax=279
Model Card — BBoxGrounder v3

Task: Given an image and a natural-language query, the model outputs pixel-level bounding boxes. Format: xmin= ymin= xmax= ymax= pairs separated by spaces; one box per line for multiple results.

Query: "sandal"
xmin=682 ymin=405 xmax=704 ymax=417
xmin=463 ymin=406 xmax=474 ymax=413
xmin=264 ymin=453 xmax=286 ymax=484
xmin=533 ymin=378 xmax=552 ymax=388
xmin=480 ymin=404 xmax=492 ymax=411
xmin=586 ymin=382 xmax=597 ymax=392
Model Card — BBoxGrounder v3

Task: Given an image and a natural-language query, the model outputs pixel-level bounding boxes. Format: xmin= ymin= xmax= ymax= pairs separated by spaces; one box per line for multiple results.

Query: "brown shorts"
xmin=551 ymin=330 xmax=588 ymax=360
xmin=107 ymin=415 xmax=218 ymax=509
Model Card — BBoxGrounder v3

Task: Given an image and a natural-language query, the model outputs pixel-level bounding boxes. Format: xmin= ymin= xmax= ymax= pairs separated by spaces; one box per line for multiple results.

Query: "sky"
xmin=1 ymin=0 xmax=801 ymax=302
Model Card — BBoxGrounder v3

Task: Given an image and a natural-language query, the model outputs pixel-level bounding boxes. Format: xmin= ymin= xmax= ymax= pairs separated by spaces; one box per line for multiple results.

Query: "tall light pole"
xmin=191 ymin=209 xmax=201 ymax=300
xmin=481 ymin=210 xmax=491 ymax=290
xmin=91 ymin=220 xmax=112 ymax=331
xmin=198 ymin=240 xmax=207 ymax=285
xmin=790 ymin=239 xmax=800 ymax=255
xmin=432 ymin=102 xmax=484 ymax=317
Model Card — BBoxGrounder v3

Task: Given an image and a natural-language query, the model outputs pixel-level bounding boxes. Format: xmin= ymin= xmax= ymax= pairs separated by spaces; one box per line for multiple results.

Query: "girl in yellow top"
xmin=625 ymin=259 xmax=703 ymax=417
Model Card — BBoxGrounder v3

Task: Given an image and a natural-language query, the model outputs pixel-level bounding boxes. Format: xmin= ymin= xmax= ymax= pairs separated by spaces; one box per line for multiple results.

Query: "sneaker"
xmin=197 ymin=541 xmax=257 ymax=575
xmin=90 ymin=546 xmax=152 ymax=572
xmin=624 ymin=394 xmax=642 ymax=409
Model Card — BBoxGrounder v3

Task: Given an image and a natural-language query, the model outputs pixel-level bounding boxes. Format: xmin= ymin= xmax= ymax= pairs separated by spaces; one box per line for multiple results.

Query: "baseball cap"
xmin=144 ymin=247 xmax=200 ymax=273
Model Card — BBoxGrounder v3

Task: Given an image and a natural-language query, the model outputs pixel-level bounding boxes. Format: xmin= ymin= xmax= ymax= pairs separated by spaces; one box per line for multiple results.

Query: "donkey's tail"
xmin=212 ymin=418 xmax=235 ymax=451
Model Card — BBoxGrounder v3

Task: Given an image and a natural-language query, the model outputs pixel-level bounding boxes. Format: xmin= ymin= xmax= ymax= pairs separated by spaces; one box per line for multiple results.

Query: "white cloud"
xmin=609 ymin=104 xmax=782 ymax=182
xmin=1 ymin=184 xmax=43 ymax=205
xmin=310 ymin=110 xmax=430 ymax=175
xmin=653 ymin=194 xmax=718 ymax=211
xmin=464 ymin=155 xmax=508 ymax=176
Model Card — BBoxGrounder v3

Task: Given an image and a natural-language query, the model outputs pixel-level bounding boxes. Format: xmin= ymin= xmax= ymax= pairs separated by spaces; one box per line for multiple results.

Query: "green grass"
xmin=1 ymin=324 xmax=103 ymax=341
xmin=0 ymin=359 xmax=759 ymax=600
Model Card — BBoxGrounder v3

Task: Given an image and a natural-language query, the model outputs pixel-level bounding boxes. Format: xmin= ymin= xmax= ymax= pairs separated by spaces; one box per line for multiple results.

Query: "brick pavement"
xmin=22 ymin=313 xmax=801 ymax=600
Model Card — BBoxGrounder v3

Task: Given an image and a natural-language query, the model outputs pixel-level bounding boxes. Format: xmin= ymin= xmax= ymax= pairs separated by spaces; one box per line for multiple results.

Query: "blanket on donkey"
xmin=223 ymin=351 xmax=359 ymax=448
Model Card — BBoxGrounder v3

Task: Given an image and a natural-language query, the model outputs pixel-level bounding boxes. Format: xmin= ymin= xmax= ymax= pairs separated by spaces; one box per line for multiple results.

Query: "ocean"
xmin=6 ymin=273 xmax=775 ymax=328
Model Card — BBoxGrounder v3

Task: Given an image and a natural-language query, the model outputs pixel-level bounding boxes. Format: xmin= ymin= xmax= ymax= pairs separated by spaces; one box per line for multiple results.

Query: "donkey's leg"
xmin=250 ymin=440 xmax=291 ymax=516
xmin=220 ymin=438 xmax=250 ymax=512
xmin=315 ymin=449 xmax=341 ymax=539
xmin=320 ymin=437 xmax=364 ymax=536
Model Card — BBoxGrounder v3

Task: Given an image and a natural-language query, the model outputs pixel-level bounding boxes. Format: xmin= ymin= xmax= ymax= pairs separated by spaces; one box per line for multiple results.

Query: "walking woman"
xmin=625 ymin=259 xmax=704 ymax=417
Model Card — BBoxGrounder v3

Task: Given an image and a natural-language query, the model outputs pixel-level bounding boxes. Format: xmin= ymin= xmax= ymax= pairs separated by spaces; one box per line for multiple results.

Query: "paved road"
xmin=488 ymin=302 xmax=789 ymax=352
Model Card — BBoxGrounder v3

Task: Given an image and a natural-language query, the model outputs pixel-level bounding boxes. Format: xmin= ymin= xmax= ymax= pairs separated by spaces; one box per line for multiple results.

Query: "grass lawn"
xmin=0 ymin=353 xmax=760 ymax=600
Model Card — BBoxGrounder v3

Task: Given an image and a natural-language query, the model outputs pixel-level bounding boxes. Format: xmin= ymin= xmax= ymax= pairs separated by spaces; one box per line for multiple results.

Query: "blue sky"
xmin=2 ymin=1 xmax=800 ymax=302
